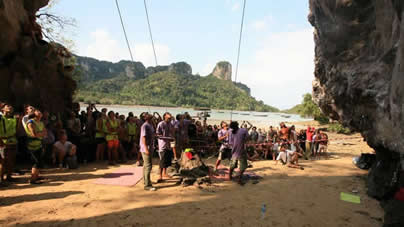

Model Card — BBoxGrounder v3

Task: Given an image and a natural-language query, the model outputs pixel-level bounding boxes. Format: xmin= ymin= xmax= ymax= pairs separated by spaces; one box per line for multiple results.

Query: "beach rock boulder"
xmin=212 ymin=61 xmax=232 ymax=80
xmin=178 ymin=152 xmax=210 ymax=186
xmin=0 ymin=0 xmax=76 ymax=113
xmin=309 ymin=0 xmax=404 ymax=225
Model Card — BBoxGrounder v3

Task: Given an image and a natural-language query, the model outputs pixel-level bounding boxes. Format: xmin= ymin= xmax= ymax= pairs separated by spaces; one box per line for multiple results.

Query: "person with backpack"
xmin=53 ymin=129 xmax=77 ymax=168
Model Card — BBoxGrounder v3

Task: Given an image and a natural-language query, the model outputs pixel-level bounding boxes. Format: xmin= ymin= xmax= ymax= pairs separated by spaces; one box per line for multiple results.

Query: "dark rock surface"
xmin=309 ymin=0 xmax=404 ymax=225
xmin=0 ymin=0 xmax=76 ymax=113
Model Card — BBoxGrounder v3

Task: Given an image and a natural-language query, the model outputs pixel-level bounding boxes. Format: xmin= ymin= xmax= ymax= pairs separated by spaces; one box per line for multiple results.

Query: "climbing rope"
xmin=230 ymin=0 xmax=247 ymax=121
xmin=114 ymin=0 xmax=135 ymax=63
xmin=143 ymin=0 xmax=158 ymax=66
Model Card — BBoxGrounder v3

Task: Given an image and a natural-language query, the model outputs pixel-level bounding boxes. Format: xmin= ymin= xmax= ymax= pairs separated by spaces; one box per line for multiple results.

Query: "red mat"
xmin=94 ymin=167 xmax=143 ymax=186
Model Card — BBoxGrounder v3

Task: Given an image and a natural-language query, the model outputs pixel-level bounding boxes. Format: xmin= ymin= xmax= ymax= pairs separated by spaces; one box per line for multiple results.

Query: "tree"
xmin=298 ymin=93 xmax=329 ymax=124
xmin=36 ymin=0 xmax=77 ymax=50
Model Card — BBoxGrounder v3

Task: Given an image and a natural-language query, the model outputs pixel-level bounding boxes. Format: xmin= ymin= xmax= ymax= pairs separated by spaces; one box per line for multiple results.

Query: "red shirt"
xmin=306 ymin=127 xmax=314 ymax=141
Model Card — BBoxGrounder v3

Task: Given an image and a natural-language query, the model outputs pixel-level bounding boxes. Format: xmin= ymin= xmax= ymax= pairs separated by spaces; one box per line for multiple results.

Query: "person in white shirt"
xmin=53 ymin=130 xmax=76 ymax=168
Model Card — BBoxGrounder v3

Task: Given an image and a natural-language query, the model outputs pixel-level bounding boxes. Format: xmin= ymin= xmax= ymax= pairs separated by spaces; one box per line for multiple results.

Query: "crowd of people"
xmin=0 ymin=102 xmax=328 ymax=189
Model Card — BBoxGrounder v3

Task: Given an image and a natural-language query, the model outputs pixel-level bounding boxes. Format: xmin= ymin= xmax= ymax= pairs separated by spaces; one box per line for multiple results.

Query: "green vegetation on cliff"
xmin=285 ymin=93 xmax=329 ymax=124
xmin=74 ymin=56 xmax=278 ymax=112
xmin=282 ymin=104 xmax=303 ymax=114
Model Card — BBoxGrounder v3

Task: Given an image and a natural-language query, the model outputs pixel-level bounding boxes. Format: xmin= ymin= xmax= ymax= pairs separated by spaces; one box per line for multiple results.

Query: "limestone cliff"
xmin=0 ymin=0 xmax=76 ymax=113
xmin=309 ymin=0 xmax=404 ymax=225
xmin=212 ymin=61 xmax=232 ymax=81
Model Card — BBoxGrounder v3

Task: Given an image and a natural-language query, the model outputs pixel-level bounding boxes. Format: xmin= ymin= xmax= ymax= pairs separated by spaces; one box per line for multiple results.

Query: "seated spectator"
xmin=287 ymin=141 xmax=304 ymax=170
xmin=275 ymin=144 xmax=288 ymax=165
xmin=53 ymin=130 xmax=77 ymax=168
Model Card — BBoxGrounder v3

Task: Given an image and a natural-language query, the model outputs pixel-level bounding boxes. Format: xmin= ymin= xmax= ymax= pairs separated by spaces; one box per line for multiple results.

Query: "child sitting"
xmin=53 ymin=130 xmax=77 ymax=168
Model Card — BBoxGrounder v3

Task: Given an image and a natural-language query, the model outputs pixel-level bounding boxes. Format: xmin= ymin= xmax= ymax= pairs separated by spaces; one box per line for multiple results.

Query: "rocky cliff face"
xmin=146 ymin=62 xmax=192 ymax=76
xmin=309 ymin=0 xmax=404 ymax=225
xmin=0 ymin=0 xmax=76 ymax=113
xmin=76 ymin=56 xmax=147 ymax=80
xmin=76 ymin=55 xmax=193 ymax=83
xmin=212 ymin=61 xmax=232 ymax=80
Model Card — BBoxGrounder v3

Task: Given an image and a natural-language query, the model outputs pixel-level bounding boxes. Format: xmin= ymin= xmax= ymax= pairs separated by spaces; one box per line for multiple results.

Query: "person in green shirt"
xmin=0 ymin=103 xmax=18 ymax=186
xmin=26 ymin=109 xmax=47 ymax=184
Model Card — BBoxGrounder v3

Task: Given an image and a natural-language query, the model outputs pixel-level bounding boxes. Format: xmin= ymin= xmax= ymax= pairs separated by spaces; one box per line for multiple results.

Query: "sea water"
xmin=81 ymin=104 xmax=312 ymax=128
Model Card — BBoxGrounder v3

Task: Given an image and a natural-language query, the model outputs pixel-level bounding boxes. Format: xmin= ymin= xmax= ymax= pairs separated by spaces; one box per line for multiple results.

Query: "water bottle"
xmin=261 ymin=204 xmax=266 ymax=220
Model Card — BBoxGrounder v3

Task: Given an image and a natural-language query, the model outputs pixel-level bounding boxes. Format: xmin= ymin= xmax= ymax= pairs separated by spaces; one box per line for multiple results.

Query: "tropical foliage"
xmin=75 ymin=66 xmax=279 ymax=112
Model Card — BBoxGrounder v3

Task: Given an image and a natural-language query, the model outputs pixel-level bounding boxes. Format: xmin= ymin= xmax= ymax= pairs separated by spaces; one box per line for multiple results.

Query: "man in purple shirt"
xmin=140 ymin=113 xmax=156 ymax=191
xmin=156 ymin=112 xmax=174 ymax=182
xmin=228 ymin=121 xmax=249 ymax=185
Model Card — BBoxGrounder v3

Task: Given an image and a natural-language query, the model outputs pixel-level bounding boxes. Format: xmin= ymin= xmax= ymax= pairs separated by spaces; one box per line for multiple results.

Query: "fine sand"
xmin=0 ymin=131 xmax=383 ymax=226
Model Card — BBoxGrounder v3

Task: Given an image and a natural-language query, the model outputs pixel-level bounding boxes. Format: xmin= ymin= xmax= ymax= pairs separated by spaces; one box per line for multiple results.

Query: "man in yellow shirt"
xmin=0 ymin=103 xmax=18 ymax=186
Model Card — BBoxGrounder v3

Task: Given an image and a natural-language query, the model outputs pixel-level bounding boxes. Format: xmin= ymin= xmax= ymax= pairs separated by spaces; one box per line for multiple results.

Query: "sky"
xmin=51 ymin=0 xmax=315 ymax=110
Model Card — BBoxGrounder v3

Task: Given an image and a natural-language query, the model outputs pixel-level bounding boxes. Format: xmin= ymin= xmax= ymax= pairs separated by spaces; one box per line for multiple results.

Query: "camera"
xmin=196 ymin=111 xmax=211 ymax=120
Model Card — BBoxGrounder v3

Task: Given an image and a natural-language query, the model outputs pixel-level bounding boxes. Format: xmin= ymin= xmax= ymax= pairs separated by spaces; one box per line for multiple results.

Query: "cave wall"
xmin=309 ymin=0 xmax=404 ymax=225
xmin=0 ymin=0 xmax=76 ymax=113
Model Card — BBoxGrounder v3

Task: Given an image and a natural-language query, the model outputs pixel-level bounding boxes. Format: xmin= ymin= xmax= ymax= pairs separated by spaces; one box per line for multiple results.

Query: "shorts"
xmin=218 ymin=148 xmax=231 ymax=160
xmin=29 ymin=148 xmax=44 ymax=169
xmin=95 ymin=137 xmax=106 ymax=145
xmin=107 ymin=140 xmax=120 ymax=150
xmin=230 ymin=157 xmax=247 ymax=172
xmin=318 ymin=144 xmax=328 ymax=152
xmin=158 ymin=149 xmax=173 ymax=169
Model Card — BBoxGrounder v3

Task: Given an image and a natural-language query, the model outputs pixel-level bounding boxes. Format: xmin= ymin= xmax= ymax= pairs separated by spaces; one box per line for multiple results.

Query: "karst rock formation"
xmin=212 ymin=61 xmax=232 ymax=80
xmin=0 ymin=0 xmax=76 ymax=113
xmin=309 ymin=0 xmax=404 ymax=225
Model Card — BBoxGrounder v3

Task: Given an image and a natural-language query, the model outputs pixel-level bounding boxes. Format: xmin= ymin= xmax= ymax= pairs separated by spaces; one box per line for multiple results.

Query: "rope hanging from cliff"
xmin=115 ymin=0 xmax=135 ymax=63
xmin=234 ymin=0 xmax=247 ymax=83
xmin=143 ymin=0 xmax=158 ymax=66
xmin=230 ymin=0 xmax=247 ymax=121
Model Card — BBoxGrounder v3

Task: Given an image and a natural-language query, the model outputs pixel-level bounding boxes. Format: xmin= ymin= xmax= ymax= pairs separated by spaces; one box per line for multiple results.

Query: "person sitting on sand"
xmin=215 ymin=121 xmax=231 ymax=171
xmin=286 ymin=141 xmax=304 ymax=170
xmin=156 ymin=112 xmax=174 ymax=183
xmin=228 ymin=121 xmax=249 ymax=185
xmin=275 ymin=143 xmax=288 ymax=165
xmin=53 ymin=130 xmax=77 ymax=168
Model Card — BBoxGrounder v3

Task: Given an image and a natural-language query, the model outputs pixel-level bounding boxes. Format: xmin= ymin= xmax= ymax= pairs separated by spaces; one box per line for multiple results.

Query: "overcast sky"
xmin=52 ymin=0 xmax=315 ymax=109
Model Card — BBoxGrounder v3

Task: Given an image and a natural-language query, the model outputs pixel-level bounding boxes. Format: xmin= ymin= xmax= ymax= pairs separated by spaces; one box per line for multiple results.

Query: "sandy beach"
xmin=0 ymin=131 xmax=382 ymax=227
